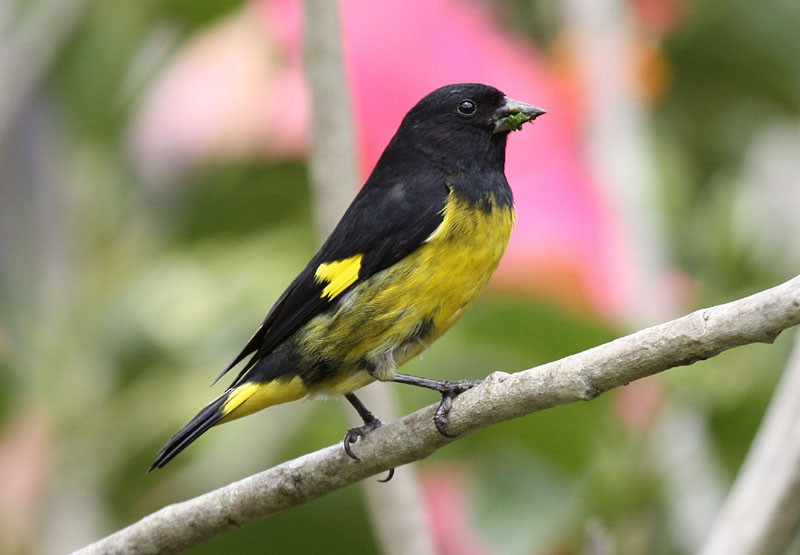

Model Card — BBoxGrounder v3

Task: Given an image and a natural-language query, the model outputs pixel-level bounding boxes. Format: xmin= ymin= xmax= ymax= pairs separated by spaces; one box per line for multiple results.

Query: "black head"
xmin=392 ymin=83 xmax=545 ymax=171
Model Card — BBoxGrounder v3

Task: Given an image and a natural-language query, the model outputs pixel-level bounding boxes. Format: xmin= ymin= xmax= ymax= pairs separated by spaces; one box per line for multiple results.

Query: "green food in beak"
xmin=493 ymin=97 xmax=546 ymax=133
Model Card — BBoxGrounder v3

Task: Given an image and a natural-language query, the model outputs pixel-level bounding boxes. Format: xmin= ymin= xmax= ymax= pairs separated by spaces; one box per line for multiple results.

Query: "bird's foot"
xmin=391 ymin=373 xmax=482 ymax=437
xmin=432 ymin=379 xmax=482 ymax=437
xmin=342 ymin=416 xmax=395 ymax=482
xmin=343 ymin=416 xmax=383 ymax=460
xmin=342 ymin=392 xmax=395 ymax=481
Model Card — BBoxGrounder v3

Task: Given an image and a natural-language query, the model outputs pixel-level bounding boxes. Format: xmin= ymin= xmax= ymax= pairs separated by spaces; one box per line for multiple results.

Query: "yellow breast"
xmin=304 ymin=189 xmax=514 ymax=383
xmin=222 ymin=190 xmax=515 ymax=417
xmin=398 ymin=189 xmax=514 ymax=335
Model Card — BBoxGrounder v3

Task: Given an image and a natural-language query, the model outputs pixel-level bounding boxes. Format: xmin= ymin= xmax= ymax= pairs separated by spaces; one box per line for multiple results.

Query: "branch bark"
xmin=73 ymin=275 xmax=800 ymax=555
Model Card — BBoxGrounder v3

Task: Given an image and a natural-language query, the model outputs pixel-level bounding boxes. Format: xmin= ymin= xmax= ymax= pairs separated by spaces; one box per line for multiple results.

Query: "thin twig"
xmin=72 ymin=274 xmax=800 ymax=555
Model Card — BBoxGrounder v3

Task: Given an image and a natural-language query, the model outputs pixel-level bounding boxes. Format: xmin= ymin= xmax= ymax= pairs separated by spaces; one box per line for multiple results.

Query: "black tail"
xmin=148 ymin=392 xmax=229 ymax=472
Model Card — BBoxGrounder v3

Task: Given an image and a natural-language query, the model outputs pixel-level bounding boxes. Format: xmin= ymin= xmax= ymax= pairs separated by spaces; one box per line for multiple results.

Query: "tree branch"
xmin=73 ymin=275 xmax=800 ymax=555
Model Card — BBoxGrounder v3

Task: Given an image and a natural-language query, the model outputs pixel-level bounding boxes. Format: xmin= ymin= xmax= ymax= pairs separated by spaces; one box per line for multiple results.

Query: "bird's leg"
xmin=391 ymin=373 xmax=482 ymax=437
xmin=343 ymin=393 xmax=383 ymax=460
xmin=343 ymin=393 xmax=395 ymax=482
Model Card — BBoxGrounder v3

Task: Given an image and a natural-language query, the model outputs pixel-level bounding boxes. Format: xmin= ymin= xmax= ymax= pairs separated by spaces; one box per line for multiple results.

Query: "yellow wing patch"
xmin=220 ymin=376 xmax=307 ymax=422
xmin=314 ymin=254 xmax=363 ymax=300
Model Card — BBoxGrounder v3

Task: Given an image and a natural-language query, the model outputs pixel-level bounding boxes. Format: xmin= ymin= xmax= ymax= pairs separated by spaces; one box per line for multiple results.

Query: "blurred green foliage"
xmin=1 ymin=0 xmax=799 ymax=554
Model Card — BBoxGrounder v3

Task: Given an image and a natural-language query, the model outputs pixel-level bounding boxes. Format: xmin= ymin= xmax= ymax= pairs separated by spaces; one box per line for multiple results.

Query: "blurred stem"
xmin=358 ymin=386 xmax=436 ymax=555
xmin=301 ymin=0 xmax=358 ymax=235
xmin=0 ymin=0 xmax=89 ymax=345
xmin=300 ymin=3 xmax=436 ymax=555
xmin=700 ymin=328 xmax=800 ymax=555
xmin=561 ymin=0 xmax=672 ymax=324
xmin=651 ymin=402 xmax=724 ymax=552
xmin=0 ymin=0 xmax=89 ymax=138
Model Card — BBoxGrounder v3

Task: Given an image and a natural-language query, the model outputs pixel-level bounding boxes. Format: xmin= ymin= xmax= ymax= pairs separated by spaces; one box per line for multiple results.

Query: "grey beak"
xmin=493 ymin=96 xmax=546 ymax=134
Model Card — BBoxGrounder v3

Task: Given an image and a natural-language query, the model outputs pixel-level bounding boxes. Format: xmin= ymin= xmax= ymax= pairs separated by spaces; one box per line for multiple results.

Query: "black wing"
xmin=215 ymin=172 xmax=448 ymax=387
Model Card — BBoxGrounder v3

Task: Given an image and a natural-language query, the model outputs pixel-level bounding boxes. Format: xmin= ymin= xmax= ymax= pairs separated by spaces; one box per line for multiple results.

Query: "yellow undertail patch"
xmin=220 ymin=376 xmax=307 ymax=423
xmin=315 ymin=254 xmax=363 ymax=300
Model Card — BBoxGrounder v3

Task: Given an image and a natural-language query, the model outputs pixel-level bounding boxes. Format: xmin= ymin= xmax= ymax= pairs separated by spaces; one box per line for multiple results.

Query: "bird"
xmin=149 ymin=83 xmax=544 ymax=471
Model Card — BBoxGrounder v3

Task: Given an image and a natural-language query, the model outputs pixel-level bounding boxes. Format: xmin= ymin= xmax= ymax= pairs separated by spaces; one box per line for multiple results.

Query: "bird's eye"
xmin=457 ymin=99 xmax=476 ymax=116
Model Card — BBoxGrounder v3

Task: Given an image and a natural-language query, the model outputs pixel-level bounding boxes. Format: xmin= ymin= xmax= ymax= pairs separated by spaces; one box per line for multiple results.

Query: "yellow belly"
xmin=300 ymin=190 xmax=515 ymax=389
xmin=220 ymin=190 xmax=515 ymax=420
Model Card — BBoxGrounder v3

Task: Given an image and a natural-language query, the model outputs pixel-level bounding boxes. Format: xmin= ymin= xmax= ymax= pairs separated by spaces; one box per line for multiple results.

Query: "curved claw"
xmin=434 ymin=394 xmax=457 ymax=437
xmin=342 ymin=418 xmax=383 ymax=460
xmin=343 ymin=429 xmax=361 ymax=460
xmin=343 ymin=424 xmax=395 ymax=482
